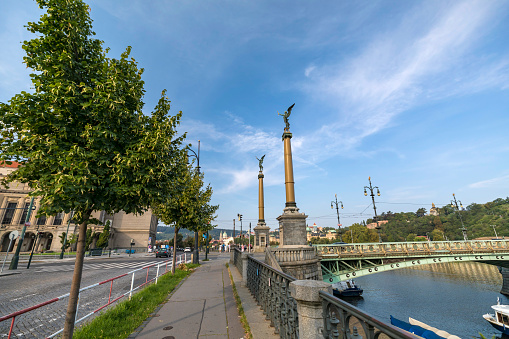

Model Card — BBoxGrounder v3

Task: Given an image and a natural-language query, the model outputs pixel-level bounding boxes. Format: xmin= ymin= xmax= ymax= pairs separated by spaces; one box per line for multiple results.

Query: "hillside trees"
xmin=0 ymin=0 xmax=185 ymax=337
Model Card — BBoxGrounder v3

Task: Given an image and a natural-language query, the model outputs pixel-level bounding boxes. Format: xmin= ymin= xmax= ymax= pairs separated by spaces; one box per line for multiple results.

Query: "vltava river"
xmin=346 ymin=262 xmax=506 ymax=338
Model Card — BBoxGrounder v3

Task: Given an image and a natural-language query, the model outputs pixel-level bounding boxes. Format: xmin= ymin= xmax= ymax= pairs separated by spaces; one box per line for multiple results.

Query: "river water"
xmin=344 ymin=262 xmax=506 ymax=339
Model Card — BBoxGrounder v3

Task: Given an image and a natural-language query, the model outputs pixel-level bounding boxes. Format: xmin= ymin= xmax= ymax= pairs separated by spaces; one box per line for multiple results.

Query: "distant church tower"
xmin=430 ymin=203 xmax=439 ymax=216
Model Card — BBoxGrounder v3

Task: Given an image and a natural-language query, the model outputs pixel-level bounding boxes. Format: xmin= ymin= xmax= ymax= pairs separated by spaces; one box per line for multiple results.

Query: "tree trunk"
xmin=171 ymin=228 xmax=179 ymax=274
xmin=62 ymin=209 xmax=92 ymax=339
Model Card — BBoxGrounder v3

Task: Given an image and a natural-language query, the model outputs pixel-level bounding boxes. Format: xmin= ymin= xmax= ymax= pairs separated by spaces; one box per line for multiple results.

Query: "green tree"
xmin=152 ymin=158 xmax=218 ymax=273
xmin=59 ymin=232 xmax=71 ymax=250
xmin=416 ymin=208 xmax=427 ymax=217
xmin=0 ymin=1 xmax=184 ymax=337
xmin=406 ymin=233 xmax=417 ymax=242
xmin=85 ymin=229 xmax=94 ymax=251
xmin=95 ymin=220 xmax=110 ymax=248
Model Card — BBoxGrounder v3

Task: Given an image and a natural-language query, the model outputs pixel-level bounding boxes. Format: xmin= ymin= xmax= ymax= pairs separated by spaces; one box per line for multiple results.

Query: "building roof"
xmin=0 ymin=161 xmax=21 ymax=168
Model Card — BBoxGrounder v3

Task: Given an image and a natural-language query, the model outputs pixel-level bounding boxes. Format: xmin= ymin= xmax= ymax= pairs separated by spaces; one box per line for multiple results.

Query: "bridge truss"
xmin=315 ymin=239 xmax=509 ymax=284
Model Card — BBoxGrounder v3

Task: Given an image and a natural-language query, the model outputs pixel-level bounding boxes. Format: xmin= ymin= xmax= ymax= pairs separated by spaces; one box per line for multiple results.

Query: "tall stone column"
xmin=277 ymin=128 xmax=308 ymax=247
xmin=271 ymin=104 xmax=321 ymax=280
xmin=283 ymin=130 xmax=296 ymax=208
xmin=254 ymin=170 xmax=269 ymax=252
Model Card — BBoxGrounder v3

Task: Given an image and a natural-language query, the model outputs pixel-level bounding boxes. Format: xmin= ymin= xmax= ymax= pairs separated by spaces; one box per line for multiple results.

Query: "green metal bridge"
xmin=315 ymin=239 xmax=509 ymax=284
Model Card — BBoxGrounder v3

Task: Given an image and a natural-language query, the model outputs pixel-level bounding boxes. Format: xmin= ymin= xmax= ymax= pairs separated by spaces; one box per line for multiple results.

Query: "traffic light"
xmin=237 ymin=214 xmax=242 ymax=221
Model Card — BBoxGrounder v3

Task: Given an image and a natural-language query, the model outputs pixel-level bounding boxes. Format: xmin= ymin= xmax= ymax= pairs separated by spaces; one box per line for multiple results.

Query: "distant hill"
xmin=156 ymin=226 xmax=238 ymax=241
xmin=361 ymin=197 xmax=509 ymax=242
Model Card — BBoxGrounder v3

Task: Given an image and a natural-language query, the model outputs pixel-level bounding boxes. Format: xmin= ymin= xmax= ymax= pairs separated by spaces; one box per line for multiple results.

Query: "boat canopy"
xmin=391 ymin=316 xmax=446 ymax=339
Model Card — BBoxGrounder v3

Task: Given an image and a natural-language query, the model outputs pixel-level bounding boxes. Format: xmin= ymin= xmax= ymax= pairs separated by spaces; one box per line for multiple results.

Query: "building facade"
xmin=0 ymin=163 xmax=157 ymax=253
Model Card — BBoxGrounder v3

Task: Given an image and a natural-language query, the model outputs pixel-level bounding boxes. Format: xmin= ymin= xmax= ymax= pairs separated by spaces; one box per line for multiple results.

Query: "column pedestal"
xmin=253 ymin=221 xmax=270 ymax=252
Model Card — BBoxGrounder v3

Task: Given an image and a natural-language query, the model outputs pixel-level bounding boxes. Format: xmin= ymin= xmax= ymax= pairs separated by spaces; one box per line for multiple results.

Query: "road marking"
xmin=33 ymin=261 xmax=162 ymax=273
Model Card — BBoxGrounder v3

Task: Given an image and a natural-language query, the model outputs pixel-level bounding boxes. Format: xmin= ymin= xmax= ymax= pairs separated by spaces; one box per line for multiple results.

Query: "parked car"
xmin=184 ymin=247 xmax=191 ymax=252
xmin=155 ymin=248 xmax=170 ymax=258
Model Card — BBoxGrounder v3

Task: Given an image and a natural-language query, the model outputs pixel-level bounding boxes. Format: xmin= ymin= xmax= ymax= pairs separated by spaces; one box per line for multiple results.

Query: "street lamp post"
xmin=59 ymin=211 xmax=75 ymax=259
xmin=248 ymin=222 xmax=251 ymax=253
xmin=331 ymin=194 xmax=344 ymax=242
xmin=364 ymin=177 xmax=382 ymax=243
xmin=451 ymin=193 xmax=467 ymax=241
xmin=9 ymin=197 xmax=35 ymax=270
xmin=237 ymin=214 xmax=243 ymax=248
xmin=187 ymin=141 xmax=201 ymax=264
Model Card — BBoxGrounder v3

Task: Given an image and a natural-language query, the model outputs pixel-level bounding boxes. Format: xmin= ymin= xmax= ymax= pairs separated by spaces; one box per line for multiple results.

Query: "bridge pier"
xmin=500 ymin=267 xmax=509 ymax=295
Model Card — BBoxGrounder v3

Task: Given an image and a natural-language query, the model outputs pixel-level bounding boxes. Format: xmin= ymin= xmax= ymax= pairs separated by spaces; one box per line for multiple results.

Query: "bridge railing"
xmin=315 ymin=239 xmax=509 ymax=258
xmin=241 ymin=253 xmax=417 ymax=339
xmin=320 ymin=291 xmax=418 ymax=339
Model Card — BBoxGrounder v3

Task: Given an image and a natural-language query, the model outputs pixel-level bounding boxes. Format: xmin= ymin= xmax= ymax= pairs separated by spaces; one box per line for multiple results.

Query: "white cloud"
xmin=469 ymin=175 xmax=509 ymax=189
xmin=301 ymin=0 xmax=509 ymax=154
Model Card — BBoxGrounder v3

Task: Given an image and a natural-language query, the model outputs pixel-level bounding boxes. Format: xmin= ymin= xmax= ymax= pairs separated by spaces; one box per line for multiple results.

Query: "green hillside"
xmin=365 ymin=197 xmax=509 ymax=242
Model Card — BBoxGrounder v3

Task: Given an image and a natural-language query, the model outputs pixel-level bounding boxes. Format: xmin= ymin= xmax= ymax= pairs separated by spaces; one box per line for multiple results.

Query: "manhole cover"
xmin=162 ymin=337 xmax=175 ymax=339
xmin=163 ymin=326 xmax=173 ymax=330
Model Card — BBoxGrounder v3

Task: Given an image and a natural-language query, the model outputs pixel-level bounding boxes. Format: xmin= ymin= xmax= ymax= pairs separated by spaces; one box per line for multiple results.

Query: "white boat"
xmin=483 ymin=298 xmax=509 ymax=335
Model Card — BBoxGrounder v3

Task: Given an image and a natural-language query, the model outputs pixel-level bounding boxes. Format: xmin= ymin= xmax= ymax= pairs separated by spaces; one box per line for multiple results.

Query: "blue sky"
xmin=2 ymin=0 xmax=509 ymax=233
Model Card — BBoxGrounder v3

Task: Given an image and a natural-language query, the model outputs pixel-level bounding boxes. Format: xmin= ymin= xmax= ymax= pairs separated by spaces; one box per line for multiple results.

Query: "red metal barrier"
xmin=0 ymin=254 xmax=189 ymax=339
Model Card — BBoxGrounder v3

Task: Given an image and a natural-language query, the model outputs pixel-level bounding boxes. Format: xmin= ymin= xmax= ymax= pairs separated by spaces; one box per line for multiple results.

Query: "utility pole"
xmin=248 ymin=222 xmax=251 ymax=252
xmin=491 ymin=225 xmax=498 ymax=239
xmin=364 ymin=177 xmax=382 ymax=243
xmin=233 ymin=219 xmax=235 ymax=238
xmin=331 ymin=194 xmax=344 ymax=242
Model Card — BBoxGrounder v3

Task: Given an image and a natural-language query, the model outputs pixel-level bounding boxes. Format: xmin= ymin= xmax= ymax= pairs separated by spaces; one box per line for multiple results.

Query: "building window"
xmin=37 ymin=215 xmax=47 ymax=225
xmin=19 ymin=202 xmax=30 ymax=224
xmin=53 ymin=212 xmax=63 ymax=225
xmin=2 ymin=202 xmax=17 ymax=224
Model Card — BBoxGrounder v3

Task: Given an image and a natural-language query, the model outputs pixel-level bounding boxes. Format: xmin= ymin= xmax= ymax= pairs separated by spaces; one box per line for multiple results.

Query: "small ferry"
xmin=332 ymin=280 xmax=363 ymax=297
xmin=483 ymin=298 xmax=509 ymax=335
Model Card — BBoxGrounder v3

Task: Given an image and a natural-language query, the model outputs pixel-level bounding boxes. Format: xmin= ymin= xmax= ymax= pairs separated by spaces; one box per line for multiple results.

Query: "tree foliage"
xmin=95 ymin=220 xmax=110 ymax=248
xmin=0 ymin=0 xmax=186 ymax=336
xmin=151 ymin=158 xmax=219 ymax=273
xmin=368 ymin=197 xmax=509 ymax=241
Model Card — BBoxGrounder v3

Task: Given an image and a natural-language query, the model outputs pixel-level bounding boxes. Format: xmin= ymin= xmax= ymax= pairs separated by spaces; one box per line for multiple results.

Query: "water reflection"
xmin=348 ymin=262 xmax=506 ymax=339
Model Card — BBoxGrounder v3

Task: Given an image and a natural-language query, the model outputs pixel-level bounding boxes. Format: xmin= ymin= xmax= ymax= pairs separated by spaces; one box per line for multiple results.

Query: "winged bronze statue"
xmin=256 ymin=154 xmax=265 ymax=172
xmin=278 ymin=103 xmax=295 ymax=130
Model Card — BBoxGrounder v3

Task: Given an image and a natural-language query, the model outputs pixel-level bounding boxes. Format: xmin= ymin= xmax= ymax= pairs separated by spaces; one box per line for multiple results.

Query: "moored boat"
xmin=483 ymin=298 xmax=509 ymax=335
xmin=390 ymin=316 xmax=460 ymax=339
xmin=332 ymin=279 xmax=363 ymax=297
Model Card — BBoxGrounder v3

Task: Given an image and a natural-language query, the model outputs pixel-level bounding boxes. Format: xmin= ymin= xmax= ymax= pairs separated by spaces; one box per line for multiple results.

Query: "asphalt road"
xmin=0 ymin=252 xmax=187 ymax=338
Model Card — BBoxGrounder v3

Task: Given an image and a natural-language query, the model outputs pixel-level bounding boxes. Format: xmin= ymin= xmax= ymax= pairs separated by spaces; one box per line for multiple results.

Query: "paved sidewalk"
xmin=132 ymin=252 xmax=278 ymax=339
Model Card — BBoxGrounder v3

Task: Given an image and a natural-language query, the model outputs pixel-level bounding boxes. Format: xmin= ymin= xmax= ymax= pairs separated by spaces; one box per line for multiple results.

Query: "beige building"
xmin=0 ymin=162 xmax=157 ymax=253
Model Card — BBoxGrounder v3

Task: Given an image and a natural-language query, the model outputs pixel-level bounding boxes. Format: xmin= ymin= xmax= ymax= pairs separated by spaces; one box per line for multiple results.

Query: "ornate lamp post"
xmin=187 ymin=140 xmax=201 ymax=264
xmin=364 ymin=177 xmax=382 ymax=243
xmin=451 ymin=193 xmax=467 ymax=241
xmin=237 ymin=214 xmax=243 ymax=247
xmin=331 ymin=194 xmax=344 ymax=242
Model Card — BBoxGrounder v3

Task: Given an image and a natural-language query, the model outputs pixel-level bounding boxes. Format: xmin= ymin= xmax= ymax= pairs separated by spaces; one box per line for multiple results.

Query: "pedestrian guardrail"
xmin=0 ymin=254 xmax=191 ymax=339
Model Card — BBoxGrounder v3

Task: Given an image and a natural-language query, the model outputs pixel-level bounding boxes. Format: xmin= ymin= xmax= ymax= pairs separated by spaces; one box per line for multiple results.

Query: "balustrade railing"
xmin=315 ymin=239 xmax=509 ymax=258
xmin=321 ymin=291 xmax=417 ymax=339
xmin=242 ymin=252 xmax=418 ymax=339
xmin=233 ymin=247 xmax=243 ymax=273
xmin=246 ymin=254 xmax=298 ymax=338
